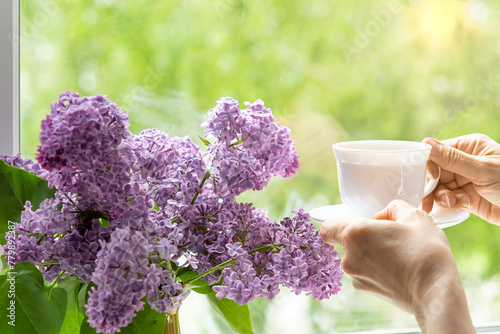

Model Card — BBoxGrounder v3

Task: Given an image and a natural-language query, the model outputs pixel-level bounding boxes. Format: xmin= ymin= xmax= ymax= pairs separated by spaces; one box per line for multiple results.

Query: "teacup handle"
xmin=423 ymin=166 xmax=441 ymax=197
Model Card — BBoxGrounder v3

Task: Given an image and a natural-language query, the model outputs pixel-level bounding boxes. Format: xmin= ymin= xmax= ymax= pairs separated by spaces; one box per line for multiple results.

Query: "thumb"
xmin=373 ymin=200 xmax=435 ymax=226
xmin=320 ymin=217 xmax=368 ymax=246
xmin=320 ymin=218 xmax=351 ymax=246
xmin=423 ymin=138 xmax=482 ymax=179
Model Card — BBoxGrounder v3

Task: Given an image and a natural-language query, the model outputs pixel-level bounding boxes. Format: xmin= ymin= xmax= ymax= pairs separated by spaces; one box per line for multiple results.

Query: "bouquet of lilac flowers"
xmin=0 ymin=91 xmax=342 ymax=334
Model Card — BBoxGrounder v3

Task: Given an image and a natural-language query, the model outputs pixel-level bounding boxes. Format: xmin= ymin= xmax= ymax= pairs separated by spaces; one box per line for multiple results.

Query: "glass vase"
xmin=163 ymin=307 xmax=181 ymax=334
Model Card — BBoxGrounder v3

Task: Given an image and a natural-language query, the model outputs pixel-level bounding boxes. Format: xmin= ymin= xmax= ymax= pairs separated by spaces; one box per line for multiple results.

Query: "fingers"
xmin=320 ymin=217 xmax=357 ymax=247
xmin=423 ymin=138 xmax=484 ymax=180
xmin=421 ymin=194 xmax=434 ymax=213
xmin=458 ymin=183 xmax=500 ymax=225
xmin=422 ymin=161 xmax=440 ymax=213
xmin=372 ymin=200 xmax=429 ymax=224
xmin=441 ymin=133 xmax=496 ymax=153
xmin=434 ymin=185 xmax=471 ymax=209
xmin=427 ymin=160 xmax=440 ymax=179
xmin=434 ymin=185 xmax=456 ymax=208
xmin=320 ymin=216 xmax=380 ymax=247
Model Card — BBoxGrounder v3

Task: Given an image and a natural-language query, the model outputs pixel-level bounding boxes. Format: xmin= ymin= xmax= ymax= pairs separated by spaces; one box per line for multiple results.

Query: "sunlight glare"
xmin=411 ymin=1 xmax=467 ymax=47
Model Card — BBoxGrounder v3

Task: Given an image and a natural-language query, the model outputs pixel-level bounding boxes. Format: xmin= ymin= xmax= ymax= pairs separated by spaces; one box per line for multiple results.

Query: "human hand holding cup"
xmin=332 ymin=140 xmax=439 ymax=218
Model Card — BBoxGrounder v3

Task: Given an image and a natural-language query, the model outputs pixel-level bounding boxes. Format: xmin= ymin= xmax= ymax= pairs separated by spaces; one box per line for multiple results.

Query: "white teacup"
xmin=332 ymin=140 xmax=439 ymax=218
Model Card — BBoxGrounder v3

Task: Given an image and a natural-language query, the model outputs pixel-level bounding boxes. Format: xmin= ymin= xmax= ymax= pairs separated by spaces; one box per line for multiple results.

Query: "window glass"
xmin=20 ymin=1 xmax=500 ymax=332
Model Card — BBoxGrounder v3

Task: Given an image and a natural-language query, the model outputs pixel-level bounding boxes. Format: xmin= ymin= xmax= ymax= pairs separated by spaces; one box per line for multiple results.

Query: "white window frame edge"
xmin=345 ymin=322 xmax=500 ymax=334
xmin=0 ymin=0 xmax=20 ymax=156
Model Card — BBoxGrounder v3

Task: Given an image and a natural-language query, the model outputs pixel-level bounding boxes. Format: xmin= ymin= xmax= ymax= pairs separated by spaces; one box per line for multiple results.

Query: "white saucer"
xmin=309 ymin=204 xmax=469 ymax=229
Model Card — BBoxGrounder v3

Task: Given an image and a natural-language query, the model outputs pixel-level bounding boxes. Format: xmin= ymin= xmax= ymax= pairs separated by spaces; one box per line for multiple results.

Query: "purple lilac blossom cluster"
xmin=2 ymin=92 xmax=342 ymax=334
xmin=203 ymin=97 xmax=300 ymax=197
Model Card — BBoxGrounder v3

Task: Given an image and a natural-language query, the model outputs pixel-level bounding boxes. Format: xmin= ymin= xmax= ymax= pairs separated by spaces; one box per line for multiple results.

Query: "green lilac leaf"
xmin=77 ymin=282 xmax=96 ymax=317
xmin=0 ymin=160 xmax=56 ymax=243
xmin=58 ymin=277 xmax=85 ymax=334
xmin=230 ymin=139 xmax=244 ymax=147
xmin=206 ymin=293 xmax=254 ymax=334
xmin=178 ymin=270 xmax=214 ymax=294
xmin=178 ymin=270 xmax=208 ymax=286
xmin=120 ymin=301 xmax=166 ymax=334
xmin=79 ymin=317 xmax=96 ymax=334
xmin=78 ymin=282 xmax=97 ymax=334
xmin=192 ymin=285 xmax=214 ymax=294
xmin=98 ymin=217 xmax=109 ymax=227
xmin=199 ymin=136 xmax=211 ymax=146
xmin=0 ymin=262 xmax=67 ymax=334
xmin=77 ymin=283 xmax=88 ymax=316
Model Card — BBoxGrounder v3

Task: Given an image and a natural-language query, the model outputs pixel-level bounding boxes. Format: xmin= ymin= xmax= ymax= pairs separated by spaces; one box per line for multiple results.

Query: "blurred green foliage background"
xmin=20 ymin=0 xmax=500 ymax=332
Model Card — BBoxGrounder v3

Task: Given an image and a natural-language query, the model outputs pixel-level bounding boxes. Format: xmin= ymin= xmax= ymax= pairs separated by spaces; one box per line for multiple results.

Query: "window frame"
xmin=346 ymin=323 xmax=500 ymax=334
xmin=0 ymin=0 xmax=20 ymax=156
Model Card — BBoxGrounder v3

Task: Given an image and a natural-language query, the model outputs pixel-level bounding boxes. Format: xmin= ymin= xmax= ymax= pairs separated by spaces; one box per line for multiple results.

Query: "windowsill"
xmin=345 ymin=322 xmax=500 ymax=334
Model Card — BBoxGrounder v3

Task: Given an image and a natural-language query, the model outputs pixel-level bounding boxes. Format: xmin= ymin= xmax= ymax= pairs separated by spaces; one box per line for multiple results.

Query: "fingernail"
xmin=439 ymin=194 xmax=451 ymax=208
xmin=458 ymin=195 xmax=471 ymax=209
xmin=429 ymin=164 xmax=440 ymax=179
xmin=425 ymin=138 xmax=441 ymax=153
